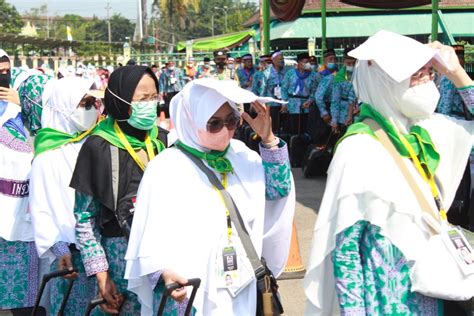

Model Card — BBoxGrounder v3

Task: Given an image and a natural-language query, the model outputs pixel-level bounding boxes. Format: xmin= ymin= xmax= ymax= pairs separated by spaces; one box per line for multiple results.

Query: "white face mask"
xmin=227 ymin=64 xmax=235 ymax=70
xmin=303 ymin=62 xmax=312 ymax=71
xmin=70 ymin=107 xmax=98 ymax=131
xmin=400 ymin=81 xmax=440 ymax=120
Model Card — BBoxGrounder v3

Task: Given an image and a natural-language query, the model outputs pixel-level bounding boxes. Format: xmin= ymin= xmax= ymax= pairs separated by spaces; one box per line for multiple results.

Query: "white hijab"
xmin=304 ymin=30 xmax=473 ymax=315
xmin=30 ymin=77 xmax=94 ymax=261
xmin=125 ymin=79 xmax=294 ymax=315
xmin=41 ymin=76 xmax=93 ymax=134
xmin=0 ymin=50 xmax=20 ymax=126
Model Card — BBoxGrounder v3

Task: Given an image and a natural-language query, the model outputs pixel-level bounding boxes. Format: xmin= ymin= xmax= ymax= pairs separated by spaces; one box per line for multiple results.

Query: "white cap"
xmin=349 ymin=30 xmax=450 ymax=82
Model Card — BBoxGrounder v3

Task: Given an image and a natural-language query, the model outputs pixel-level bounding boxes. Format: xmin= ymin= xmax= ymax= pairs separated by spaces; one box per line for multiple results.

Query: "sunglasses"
xmin=206 ymin=114 xmax=240 ymax=133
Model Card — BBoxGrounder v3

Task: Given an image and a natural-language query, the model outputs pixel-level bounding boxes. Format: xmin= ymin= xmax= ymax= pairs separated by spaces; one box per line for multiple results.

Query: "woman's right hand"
xmin=428 ymin=41 xmax=472 ymax=88
xmin=57 ymin=254 xmax=78 ymax=280
xmin=96 ymin=271 xmax=124 ymax=314
xmin=162 ymin=270 xmax=188 ymax=302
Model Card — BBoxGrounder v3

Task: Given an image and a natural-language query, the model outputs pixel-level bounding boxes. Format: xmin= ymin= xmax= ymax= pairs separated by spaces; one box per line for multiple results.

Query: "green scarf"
xmin=333 ymin=66 xmax=349 ymax=84
xmin=34 ymin=127 xmax=92 ymax=157
xmin=176 ymin=141 xmax=233 ymax=174
xmin=92 ymin=117 xmax=165 ymax=153
xmin=337 ymin=104 xmax=440 ymax=177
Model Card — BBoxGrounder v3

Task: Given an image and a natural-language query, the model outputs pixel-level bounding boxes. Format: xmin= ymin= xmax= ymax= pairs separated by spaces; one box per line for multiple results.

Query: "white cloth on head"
xmin=30 ymin=77 xmax=93 ymax=262
xmin=125 ymin=78 xmax=294 ymax=315
xmin=0 ymin=50 xmax=20 ymax=125
xmin=41 ymin=76 xmax=93 ymax=134
xmin=348 ymin=30 xmax=450 ymax=83
xmin=0 ymin=49 xmax=8 ymax=59
xmin=171 ymin=78 xmax=286 ymax=152
xmin=304 ymin=30 xmax=474 ymax=315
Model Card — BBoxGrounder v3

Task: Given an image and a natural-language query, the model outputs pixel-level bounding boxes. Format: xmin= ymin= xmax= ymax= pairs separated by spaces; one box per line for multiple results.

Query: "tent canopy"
xmin=259 ymin=12 xmax=473 ymax=40
xmin=177 ymin=29 xmax=256 ymax=52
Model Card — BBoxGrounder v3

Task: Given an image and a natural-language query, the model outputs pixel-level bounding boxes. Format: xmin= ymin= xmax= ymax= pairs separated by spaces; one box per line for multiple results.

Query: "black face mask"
xmin=0 ymin=71 xmax=11 ymax=88
xmin=216 ymin=61 xmax=226 ymax=69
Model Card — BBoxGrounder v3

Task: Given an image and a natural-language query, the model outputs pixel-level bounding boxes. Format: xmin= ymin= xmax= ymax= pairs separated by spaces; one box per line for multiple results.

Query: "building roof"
xmin=244 ymin=0 xmax=474 ymax=26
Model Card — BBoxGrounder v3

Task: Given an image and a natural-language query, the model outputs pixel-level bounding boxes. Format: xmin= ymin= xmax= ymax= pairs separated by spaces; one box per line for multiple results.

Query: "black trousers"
xmin=162 ymin=91 xmax=179 ymax=118
xmin=288 ymin=113 xmax=308 ymax=135
xmin=270 ymin=106 xmax=282 ymax=133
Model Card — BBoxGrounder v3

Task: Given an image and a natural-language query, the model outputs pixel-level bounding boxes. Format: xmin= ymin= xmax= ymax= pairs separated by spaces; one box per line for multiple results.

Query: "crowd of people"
xmin=0 ymin=29 xmax=473 ymax=316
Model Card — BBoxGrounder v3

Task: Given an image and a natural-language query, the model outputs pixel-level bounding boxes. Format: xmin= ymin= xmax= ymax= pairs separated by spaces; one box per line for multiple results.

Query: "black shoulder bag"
xmin=178 ymin=147 xmax=284 ymax=316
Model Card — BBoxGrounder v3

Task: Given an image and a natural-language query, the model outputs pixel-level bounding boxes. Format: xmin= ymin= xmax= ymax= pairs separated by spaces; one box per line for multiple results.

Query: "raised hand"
xmin=241 ymin=101 xmax=275 ymax=143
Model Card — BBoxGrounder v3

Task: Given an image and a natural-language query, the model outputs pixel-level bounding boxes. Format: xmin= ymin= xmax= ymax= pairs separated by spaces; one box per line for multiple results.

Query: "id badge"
xmin=170 ymin=77 xmax=177 ymax=85
xmin=442 ymin=227 xmax=474 ymax=275
xmin=215 ymin=240 xmax=254 ymax=297
xmin=217 ymin=244 xmax=241 ymax=289
xmin=274 ymin=86 xmax=281 ymax=99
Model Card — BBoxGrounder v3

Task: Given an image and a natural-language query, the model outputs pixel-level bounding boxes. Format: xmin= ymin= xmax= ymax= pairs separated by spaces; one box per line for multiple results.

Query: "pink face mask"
xmin=198 ymin=127 xmax=234 ymax=152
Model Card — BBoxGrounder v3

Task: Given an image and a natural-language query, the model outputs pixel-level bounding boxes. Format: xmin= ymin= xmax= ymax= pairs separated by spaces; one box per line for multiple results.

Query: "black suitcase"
xmin=307 ymin=105 xmax=331 ymax=145
xmin=0 ymin=268 xmax=78 ymax=316
xmin=289 ymin=133 xmax=311 ymax=168
xmin=302 ymin=132 xmax=335 ymax=178
xmin=301 ymin=144 xmax=332 ymax=177
xmin=289 ymin=109 xmax=312 ymax=168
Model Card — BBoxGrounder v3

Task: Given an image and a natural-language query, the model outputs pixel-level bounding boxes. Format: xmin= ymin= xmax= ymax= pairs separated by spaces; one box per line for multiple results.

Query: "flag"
xmin=66 ymin=26 xmax=73 ymax=41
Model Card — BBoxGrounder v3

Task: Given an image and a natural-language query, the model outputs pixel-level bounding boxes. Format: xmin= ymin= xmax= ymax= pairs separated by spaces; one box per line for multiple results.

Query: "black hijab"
xmin=105 ymin=65 xmax=159 ymax=140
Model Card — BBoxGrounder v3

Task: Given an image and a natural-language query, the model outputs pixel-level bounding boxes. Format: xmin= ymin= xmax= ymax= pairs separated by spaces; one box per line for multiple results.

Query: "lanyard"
xmin=398 ymin=135 xmax=447 ymax=221
xmin=214 ymin=173 xmax=232 ymax=241
xmin=113 ymin=121 xmax=155 ymax=171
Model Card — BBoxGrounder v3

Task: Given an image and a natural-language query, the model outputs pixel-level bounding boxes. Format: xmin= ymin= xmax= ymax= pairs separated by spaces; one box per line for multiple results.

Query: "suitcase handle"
xmin=157 ymin=278 xmax=201 ymax=316
xmin=84 ymin=298 xmax=107 ymax=316
xmin=31 ymin=268 xmax=78 ymax=316
xmin=84 ymin=293 xmax=128 ymax=316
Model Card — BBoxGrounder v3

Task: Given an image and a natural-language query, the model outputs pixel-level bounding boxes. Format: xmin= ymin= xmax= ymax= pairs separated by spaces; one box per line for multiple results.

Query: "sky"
xmin=7 ymin=0 xmax=259 ymax=21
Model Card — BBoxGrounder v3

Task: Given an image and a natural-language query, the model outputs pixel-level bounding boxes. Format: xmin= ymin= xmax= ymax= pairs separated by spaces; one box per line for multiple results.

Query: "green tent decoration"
xmin=176 ymin=29 xmax=256 ymax=52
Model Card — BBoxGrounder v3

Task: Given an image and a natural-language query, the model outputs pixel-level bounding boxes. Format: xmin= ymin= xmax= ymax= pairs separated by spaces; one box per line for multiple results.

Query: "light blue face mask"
xmin=108 ymin=88 xmax=158 ymax=131
xmin=327 ymin=63 xmax=336 ymax=71
xmin=127 ymin=100 xmax=158 ymax=130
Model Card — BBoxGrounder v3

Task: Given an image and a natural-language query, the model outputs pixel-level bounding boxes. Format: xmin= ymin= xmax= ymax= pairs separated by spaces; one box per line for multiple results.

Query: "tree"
xmin=153 ymin=0 xmax=200 ymax=48
xmin=0 ymin=0 xmax=24 ymax=34
xmin=109 ymin=14 xmax=135 ymax=42
xmin=153 ymin=0 xmax=257 ymax=51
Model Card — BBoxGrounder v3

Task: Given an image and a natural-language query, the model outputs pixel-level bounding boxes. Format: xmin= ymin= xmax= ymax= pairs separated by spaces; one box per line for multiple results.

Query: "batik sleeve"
xmin=315 ymin=78 xmax=330 ymax=117
xmin=281 ymin=72 xmax=291 ymax=102
xmin=330 ymin=83 xmax=342 ymax=125
xmin=458 ymin=85 xmax=474 ymax=111
xmin=332 ymin=220 xmax=367 ymax=315
xmin=437 ymin=77 xmax=456 ymax=115
xmin=259 ymin=140 xmax=291 ymax=200
xmin=74 ymin=191 xmax=109 ymax=277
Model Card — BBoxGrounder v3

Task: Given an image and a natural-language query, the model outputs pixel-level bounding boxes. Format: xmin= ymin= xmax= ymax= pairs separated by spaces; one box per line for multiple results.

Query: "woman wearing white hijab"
xmin=0 ymin=77 xmax=36 ymax=310
xmin=125 ymin=78 xmax=296 ymax=315
xmin=29 ymin=76 xmax=101 ymax=314
xmin=304 ymin=30 xmax=473 ymax=315
xmin=0 ymin=50 xmax=21 ymax=126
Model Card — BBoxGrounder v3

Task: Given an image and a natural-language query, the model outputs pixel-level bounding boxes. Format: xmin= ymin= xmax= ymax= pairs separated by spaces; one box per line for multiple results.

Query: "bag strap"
xmin=363 ymin=119 xmax=442 ymax=234
xmin=110 ymin=144 xmax=120 ymax=211
xmin=178 ymin=147 xmax=267 ymax=279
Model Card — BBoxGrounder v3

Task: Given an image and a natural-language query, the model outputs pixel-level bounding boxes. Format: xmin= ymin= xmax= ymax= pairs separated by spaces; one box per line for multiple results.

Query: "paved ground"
xmin=278 ymin=168 xmax=327 ymax=316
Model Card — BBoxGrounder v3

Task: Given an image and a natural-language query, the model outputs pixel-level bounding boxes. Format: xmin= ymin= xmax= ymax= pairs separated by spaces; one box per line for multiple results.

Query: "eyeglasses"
xmin=206 ymin=114 xmax=240 ymax=133
xmin=78 ymin=97 xmax=101 ymax=110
